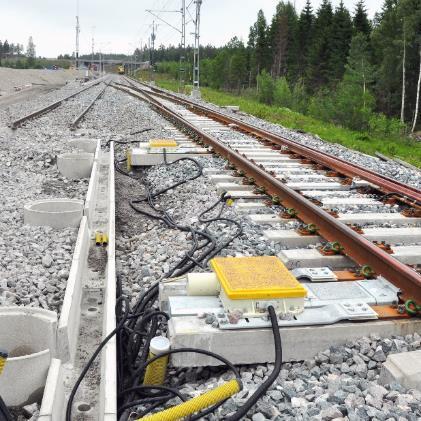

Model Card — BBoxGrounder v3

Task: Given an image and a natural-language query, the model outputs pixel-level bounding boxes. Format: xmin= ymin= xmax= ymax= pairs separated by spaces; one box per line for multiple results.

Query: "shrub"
xmin=257 ymin=70 xmax=274 ymax=104
xmin=291 ymin=79 xmax=308 ymax=114
xmin=273 ymin=77 xmax=292 ymax=108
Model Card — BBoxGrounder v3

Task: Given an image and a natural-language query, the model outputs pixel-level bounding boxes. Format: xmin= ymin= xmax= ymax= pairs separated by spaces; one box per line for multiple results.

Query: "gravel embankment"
xmin=0 ymin=68 xmax=84 ymax=96
xmin=0 ymin=80 xmax=105 ymax=312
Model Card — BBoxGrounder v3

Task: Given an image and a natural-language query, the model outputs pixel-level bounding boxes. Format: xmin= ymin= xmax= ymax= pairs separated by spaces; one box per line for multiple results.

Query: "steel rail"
xmin=69 ymin=80 xmax=110 ymax=130
xmin=10 ymin=78 xmax=106 ymax=129
xmin=113 ymin=82 xmax=421 ymax=303
xmin=128 ymin=78 xmax=421 ymax=203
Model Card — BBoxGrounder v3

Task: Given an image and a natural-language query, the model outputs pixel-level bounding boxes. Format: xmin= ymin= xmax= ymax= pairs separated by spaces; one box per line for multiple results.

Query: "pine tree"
xmin=371 ymin=0 xmax=420 ymax=121
xmin=307 ymin=0 xmax=334 ymax=90
xmin=296 ymin=0 xmax=314 ymax=79
xmin=254 ymin=10 xmax=270 ymax=76
xmin=269 ymin=1 xmax=298 ymax=79
xmin=335 ymin=33 xmax=375 ymax=129
xmin=247 ymin=10 xmax=270 ymax=87
xmin=226 ymin=37 xmax=248 ymax=92
xmin=247 ymin=24 xmax=257 ymax=87
xmin=26 ymin=36 xmax=36 ymax=67
xmin=329 ymin=1 xmax=353 ymax=83
xmin=353 ymin=0 xmax=371 ymax=36
xmin=371 ymin=0 xmax=400 ymax=115
xmin=3 ymin=40 xmax=10 ymax=56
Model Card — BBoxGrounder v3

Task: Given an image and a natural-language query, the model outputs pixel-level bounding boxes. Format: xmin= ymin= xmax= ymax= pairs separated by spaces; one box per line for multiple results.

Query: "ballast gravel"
xmin=0 ymin=77 xmax=99 ymax=313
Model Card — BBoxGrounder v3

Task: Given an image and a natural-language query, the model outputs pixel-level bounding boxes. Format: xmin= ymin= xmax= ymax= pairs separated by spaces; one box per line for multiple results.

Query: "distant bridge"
xmin=77 ymin=59 xmax=150 ymax=69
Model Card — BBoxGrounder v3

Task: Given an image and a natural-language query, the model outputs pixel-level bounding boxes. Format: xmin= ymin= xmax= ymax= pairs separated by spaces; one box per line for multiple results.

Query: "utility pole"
xmin=149 ymin=22 xmax=156 ymax=82
xmin=145 ymin=4 xmax=186 ymax=91
xmin=75 ymin=0 xmax=80 ymax=69
xmin=192 ymin=0 xmax=202 ymax=98
xmin=179 ymin=0 xmax=186 ymax=93
xmin=91 ymin=27 xmax=95 ymax=74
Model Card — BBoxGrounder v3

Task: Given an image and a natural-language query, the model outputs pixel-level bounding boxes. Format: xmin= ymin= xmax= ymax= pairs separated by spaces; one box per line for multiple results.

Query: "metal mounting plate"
xmin=292 ymin=267 xmax=337 ymax=282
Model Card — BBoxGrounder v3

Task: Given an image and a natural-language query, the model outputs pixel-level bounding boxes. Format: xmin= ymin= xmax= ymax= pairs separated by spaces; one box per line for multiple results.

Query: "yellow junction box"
xmin=149 ymin=139 xmax=178 ymax=148
xmin=210 ymin=256 xmax=307 ymax=316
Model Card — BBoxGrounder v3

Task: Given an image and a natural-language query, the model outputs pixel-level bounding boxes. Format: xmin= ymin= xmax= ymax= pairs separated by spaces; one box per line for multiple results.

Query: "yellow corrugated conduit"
xmin=137 ymin=379 xmax=242 ymax=421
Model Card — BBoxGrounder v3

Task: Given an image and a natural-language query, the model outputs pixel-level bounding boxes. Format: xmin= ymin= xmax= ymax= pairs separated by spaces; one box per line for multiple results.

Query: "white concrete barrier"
xmin=57 ymin=216 xmax=90 ymax=362
xmin=0 ymin=307 xmax=57 ymax=406
xmin=84 ymin=160 xmax=99 ymax=227
xmin=38 ymin=359 xmax=65 ymax=421
xmin=99 ymin=142 xmax=117 ymax=419
xmin=57 ymin=152 xmax=94 ymax=179
xmin=24 ymin=199 xmax=83 ymax=229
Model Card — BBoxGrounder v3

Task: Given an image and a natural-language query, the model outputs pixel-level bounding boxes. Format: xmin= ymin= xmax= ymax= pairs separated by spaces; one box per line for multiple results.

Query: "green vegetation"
xmin=151 ymin=75 xmax=421 ymax=167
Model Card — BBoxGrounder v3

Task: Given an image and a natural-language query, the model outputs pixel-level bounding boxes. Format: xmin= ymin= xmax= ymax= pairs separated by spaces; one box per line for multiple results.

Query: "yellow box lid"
xmin=210 ymin=256 xmax=307 ymax=300
xmin=149 ymin=139 xmax=178 ymax=148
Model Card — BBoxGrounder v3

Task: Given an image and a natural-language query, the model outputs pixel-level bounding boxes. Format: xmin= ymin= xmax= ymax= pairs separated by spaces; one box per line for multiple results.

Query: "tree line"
xmin=0 ymin=36 xmax=39 ymax=69
xmin=153 ymin=0 xmax=421 ymax=134
xmin=0 ymin=40 xmax=25 ymax=58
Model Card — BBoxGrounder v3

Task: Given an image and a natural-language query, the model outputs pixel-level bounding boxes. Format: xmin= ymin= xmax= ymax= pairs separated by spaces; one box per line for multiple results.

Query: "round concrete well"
xmin=0 ymin=307 xmax=57 ymax=406
xmin=24 ymin=198 xmax=83 ymax=228
xmin=68 ymin=139 xmax=98 ymax=153
xmin=57 ymin=152 xmax=94 ymax=179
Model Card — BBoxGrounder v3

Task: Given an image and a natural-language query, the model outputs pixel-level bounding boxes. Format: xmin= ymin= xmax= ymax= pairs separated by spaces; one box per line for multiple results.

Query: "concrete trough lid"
xmin=24 ymin=198 xmax=84 ymax=229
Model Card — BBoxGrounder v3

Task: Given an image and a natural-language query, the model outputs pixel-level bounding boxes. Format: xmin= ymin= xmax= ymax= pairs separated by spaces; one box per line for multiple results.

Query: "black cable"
xmin=224 ymin=306 xmax=282 ymax=421
xmin=109 ymin=140 xmax=246 ymax=418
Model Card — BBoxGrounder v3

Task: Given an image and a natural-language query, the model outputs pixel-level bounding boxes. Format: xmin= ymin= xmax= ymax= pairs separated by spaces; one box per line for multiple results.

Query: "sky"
xmin=0 ymin=0 xmax=381 ymax=58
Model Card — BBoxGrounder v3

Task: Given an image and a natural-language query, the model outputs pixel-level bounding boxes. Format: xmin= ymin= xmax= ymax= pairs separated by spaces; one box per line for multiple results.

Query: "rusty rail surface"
xmin=10 ymin=77 xmax=106 ymax=129
xmin=129 ymin=78 xmax=421 ymax=203
xmin=114 ymin=82 xmax=421 ymax=303
xmin=69 ymin=80 xmax=110 ymax=130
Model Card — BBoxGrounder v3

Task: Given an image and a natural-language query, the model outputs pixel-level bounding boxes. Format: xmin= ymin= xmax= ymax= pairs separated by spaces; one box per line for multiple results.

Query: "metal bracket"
xmin=292 ymin=267 xmax=337 ymax=282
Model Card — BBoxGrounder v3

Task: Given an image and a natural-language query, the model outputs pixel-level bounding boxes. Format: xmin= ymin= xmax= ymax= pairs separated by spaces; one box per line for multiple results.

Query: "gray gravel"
xmin=0 ymin=78 xmax=98 ymax=312
xmin=166 ymin=333 xmax=421 ymax=421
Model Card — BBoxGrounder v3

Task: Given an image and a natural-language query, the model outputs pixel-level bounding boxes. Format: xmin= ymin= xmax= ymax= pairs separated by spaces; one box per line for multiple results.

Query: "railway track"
xmin=1 ymin=74 xmax=420 ymax=420
xmin=10 ymin=75 xmax=110 ymax=129
xmin=114 ymin=77 xmax=421 ymax=303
